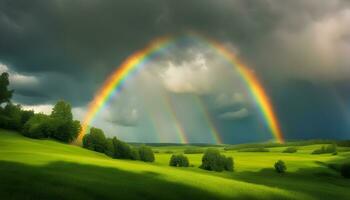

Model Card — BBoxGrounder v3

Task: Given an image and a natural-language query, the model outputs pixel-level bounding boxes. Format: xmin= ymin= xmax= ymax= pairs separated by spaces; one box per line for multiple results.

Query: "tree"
xmin=274 ymin=160 xmax=287 ymax=173
xmin=130 ymin=148 xmax=140 ymax=160
xmin=0 ymin=103 xmax=22 ymax=130
xmin=0 ymin=72 xmax=13 ymax=104
xmin=50 ymin=100 xmax=79 ymax=143
xmin=224 ymin=157 xmax=234 ymax=171
xmin=51 ymin=100 xmax=72 ymax=121
xmin=22 ymin=113 xmax=53 ymax=139
xmin=105 ymin=138 xmax=115 ymax=157
xmin=82 ymin=127 xmax=107 ymax=153
xmin=169 ymin=154 xmax=189 ymax=167
xmin=111 ymin=137 xmax=133 ymax=159
xmin=200 ymin=148 xmax=233 ymax=172
xmin=138 ymin=145 xmax=155 ymax=162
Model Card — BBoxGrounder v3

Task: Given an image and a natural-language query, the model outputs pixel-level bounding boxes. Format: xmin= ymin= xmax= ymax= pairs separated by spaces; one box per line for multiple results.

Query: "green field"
xmin=0 ymin=129 xmax=349 ymax=199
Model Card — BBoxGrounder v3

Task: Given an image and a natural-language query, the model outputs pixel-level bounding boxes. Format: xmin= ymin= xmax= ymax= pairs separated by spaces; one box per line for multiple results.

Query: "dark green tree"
xmin=22 ymin=113 xmax=53 ymax=139
xmin=200 ymin=148 xmax=233 ymax=172
xmin=274 ymin=160 xmax=287 ymax=173
xmin=0 ymin=103 xmax=22 ymax=130
xmin=51 ymin=100 xmax=73 ymax=121
xmin=169 ymin=154 xmax=189 ymax=167
xmin=224 ymin=157 xmax=234 ymax=171
xmin=0 ymin=72 xmax=13 ymax=104
xmin=82 ymin=127 xmax=107 ymax=153
xmin=50 ymin=100 xmax=79 ymax=143
xmin=105 ymin=138 xmax=115 ymax=157
xmin=130 ymin=147 xmax=140 ymax=160
xmin=138 ymin=145 xmax=155 ymax=162
xmin=111 ymin=137 xmax=132 ymax=159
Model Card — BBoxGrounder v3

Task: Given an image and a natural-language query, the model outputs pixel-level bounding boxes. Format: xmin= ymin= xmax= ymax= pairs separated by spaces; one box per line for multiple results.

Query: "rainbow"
xmin=77 ymin=33 xmax=284 ymax=143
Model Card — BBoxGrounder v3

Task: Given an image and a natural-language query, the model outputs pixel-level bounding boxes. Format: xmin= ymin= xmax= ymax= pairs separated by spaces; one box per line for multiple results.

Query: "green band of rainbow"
xmin=78 ymin=33 xmax=284 ymax=144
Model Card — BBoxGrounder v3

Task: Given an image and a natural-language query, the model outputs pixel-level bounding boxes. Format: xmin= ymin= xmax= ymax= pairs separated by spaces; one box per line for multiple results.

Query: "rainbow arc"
xmin=77 ymin=33 xmax=284 ymax=144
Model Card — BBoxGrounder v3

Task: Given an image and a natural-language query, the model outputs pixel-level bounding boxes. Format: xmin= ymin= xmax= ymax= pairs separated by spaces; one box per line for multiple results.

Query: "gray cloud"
xmin=1 ymin=0 xmax=350 ymax=142
xmin=218 ymin=108 xmax=250 ymax=120
xmin=1 ymin=0 xmax=349 ymax=107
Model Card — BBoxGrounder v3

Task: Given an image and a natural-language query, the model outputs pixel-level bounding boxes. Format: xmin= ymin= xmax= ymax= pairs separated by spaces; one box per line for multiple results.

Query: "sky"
xmin=0 ymin=0 xmax=350 ymax=144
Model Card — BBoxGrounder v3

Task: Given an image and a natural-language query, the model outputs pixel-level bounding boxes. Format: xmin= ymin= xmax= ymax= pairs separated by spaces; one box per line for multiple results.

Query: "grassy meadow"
xmin=0 ymin=129 xmax=350 ymax=200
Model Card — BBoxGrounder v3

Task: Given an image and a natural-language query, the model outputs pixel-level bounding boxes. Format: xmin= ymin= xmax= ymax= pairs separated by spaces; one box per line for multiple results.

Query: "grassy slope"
xmin=0 ymin=130 xmax=349 ymax=199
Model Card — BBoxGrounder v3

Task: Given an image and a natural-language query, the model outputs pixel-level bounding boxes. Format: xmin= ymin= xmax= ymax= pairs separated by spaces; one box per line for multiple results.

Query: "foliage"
xmin=169 ymin=154 xmax=189 ymax=167
xmin=340 ymin=163 xmax=350 ymax=178
xmin=274 ymin=160 xmax=286 ymax=173
xmin=283 ymin=147 xmax=297 ymax=153
xmin=130 ymin=148 xmax=140 ymax=160
xmin=0 ymin=72 xmax=13 ymax=104
xmin=138 ymin=145 xmax=155 ymax=162
xmin=82 ymin=127 xmax=107 ymax=153
xmin=105 ymin=138 xmax=115 ymax=157
xmin=22 ymin=114 xmax=53 ymax=139
xmin=311 ymin=144 xmax=337 ymax=155
xmin=200 ymin=148 xmax=234 ymax=172
xmin=111 ymin=137 xmax=133 ymax=159
xmin=49 ymin=101 xmax=79 ymax=143
xmin=184 ymin=148 xmax=204 ymax=154
xmin=0 ymin=104 xmax=22 ymax=130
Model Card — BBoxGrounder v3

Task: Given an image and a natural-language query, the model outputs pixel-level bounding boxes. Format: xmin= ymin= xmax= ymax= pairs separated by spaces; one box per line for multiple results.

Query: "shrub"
xmin=49 ymin=101 xmax=80 ymax=143
xmin=340 ymin=163 xmax=350 ymax=178
xmin=22 ymin=114 xmax=53 ymax=139
xmin=274 ymin=160 xmax=286 ymax=173
xmin=138 ymin=145 xmax=155 ymax=162
xmin=224 ymin=157 xmax=234 ymax=171
xmin=130 ymin=148 xmax=140 ymax=160
xmin=110 ymin=137 xmax=133 ymax=159
xmin=312 ymin=144 xmax=337 ymax=155
xmin=184 ymin=148 xmax=204 ymax=154
xmin=169 ymin=154 xmax=189 ymax=167
xmin=200 ymin=148 xmax=233 ymax=172
xmin=105 ymin=138 xmax=115 ymax=157
xmin=0 ymin=103 xmax=23 ymax=130
xmin=283 ymin=147 xmax=297 ymax=153
xmin=82 ymin=127 xmax=107 ymax=153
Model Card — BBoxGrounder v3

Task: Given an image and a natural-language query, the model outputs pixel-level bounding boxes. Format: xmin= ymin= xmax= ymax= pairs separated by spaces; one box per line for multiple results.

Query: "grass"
xmin=0 ymin=129 xmax=350 ymax=199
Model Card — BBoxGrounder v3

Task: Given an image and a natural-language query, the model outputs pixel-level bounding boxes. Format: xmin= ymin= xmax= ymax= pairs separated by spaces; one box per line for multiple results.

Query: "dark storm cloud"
xmin=1 ymin=0 xmax=350 ymax=141
xmin=1 ymin=0 xmax=349 ymax=106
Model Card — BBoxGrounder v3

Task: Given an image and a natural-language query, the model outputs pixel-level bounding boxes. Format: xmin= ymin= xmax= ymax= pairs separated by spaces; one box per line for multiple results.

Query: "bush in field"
xmin=138 ymin=145 xmax=155 ymax=162
xmin=224 ymin=157 xmax=234 ymax=171
xmin=340 ymin=163 xmax=350 ymax=178
xmin=184 ymin=148 xmax=204 ymax=154
xmin=105 ymin=138 xmax=115 ymax=157
xmin=82 ymin=127 xmax=107 ymax=153
xmin=169 ymin=154 xmax=189 ymax=167
xmin=200 ymin=148 xmax=233 ymax=172
xmin=283 ymin=147 xmax=297 ymax=153
xmin=312 ymin=144 xmax=337 ymax=155
xmin=274 ymin=160 xmax=286 ymax=173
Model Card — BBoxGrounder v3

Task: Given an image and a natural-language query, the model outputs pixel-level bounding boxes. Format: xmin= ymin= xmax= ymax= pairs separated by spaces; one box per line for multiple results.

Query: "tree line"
xmin=0 ymin=71 xmax=154 ymax=162
xmin=82 ymin=127 xmax=155 ymax=162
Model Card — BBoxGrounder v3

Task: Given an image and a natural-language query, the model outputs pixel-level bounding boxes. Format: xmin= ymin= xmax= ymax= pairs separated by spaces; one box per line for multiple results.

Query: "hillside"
xmin=0 ymin=130 xmax=349 ymax=199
